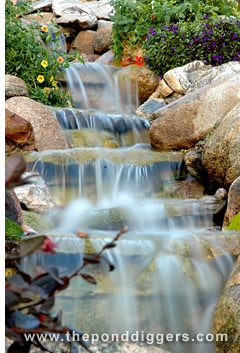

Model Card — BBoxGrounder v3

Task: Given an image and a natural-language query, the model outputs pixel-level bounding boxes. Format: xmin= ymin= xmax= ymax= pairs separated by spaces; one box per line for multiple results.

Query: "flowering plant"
xmin=110 ymin=0 xmax=239 ymax=64
xmin=5 ymin=0 xmax=74 ymax=107
xmin=144 ymin=15 xmax=240 ymax=75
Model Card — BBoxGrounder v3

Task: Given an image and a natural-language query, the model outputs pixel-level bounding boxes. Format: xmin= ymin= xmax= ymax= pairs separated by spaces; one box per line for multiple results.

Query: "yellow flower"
xmin=41 ymin=25 xmax=48 ymax=33
xmin=41 ymin=60 xmax=48 ymax=68
xmin=52 ymin=81 xmax=57 ymax=87
xmin=50 ymin=76 xmax=53 ymax=82
xmin=57 ymin=56 xmax=64 ymax=64
xmin=37 ymin=75 xmax=45 ymax=83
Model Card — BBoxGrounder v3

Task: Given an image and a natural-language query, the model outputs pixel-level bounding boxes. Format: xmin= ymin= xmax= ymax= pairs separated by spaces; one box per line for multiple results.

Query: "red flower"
xmin=120 ymin=59 xmax=126 ymax=67
xmin=15 ymin=14 xmax=21 ymax=19
xmin=125 ymin=58 xmax=132 ymax=62
xmin=152 ymin=14 xmax=156 ymax=19
xmin=39 ymin=314 xmax=46 ymax=322
xmin=135 ymin=56 xmax=144 ymax=65
xmin=143 ymin=36 xmax=147 ymax=41
xmin=40 ymin=237 xmax=57 ymax=254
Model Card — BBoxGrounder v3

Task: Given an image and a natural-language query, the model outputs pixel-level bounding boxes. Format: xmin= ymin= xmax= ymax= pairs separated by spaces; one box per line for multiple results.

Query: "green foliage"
xmin=110 ymin=0 xmax=239 ymax=63
xmin=144 ymin=16 xmax=240 ymax=76
xmin=5 ymin=218 xmax=24 ymax=241
xmin=5 ymin=0 xmax=74 ymax=107
xmin=227 ymin=212 xmax=240 ymax=231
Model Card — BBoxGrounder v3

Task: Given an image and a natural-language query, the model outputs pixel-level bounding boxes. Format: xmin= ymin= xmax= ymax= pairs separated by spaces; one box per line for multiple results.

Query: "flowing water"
xmin=23 ymin=62 xmax=235 ymax=353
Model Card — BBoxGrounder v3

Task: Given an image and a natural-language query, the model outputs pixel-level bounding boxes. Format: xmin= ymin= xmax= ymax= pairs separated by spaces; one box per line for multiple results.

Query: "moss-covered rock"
xmin=227 ymin=212 xmax=240 ymax=231
xmin=22 ymin=210 xmax=52 ymax=232
xmin=24 ymin=147 xmax=184 ymax=166
xmin=64 ymin=129 xmax=120 ymax=149
xmin=5 ymin=218 xmax=24 ymax=241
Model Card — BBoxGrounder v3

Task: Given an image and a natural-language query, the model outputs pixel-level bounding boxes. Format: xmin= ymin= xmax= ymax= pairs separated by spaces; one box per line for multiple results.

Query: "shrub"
xmin=5 ymin=0 xmax=74 ymax=107
xmin=110 ymin=0 xmax=239 ymax=63
xmin=143 ymin=15 xmax=240 ymax=76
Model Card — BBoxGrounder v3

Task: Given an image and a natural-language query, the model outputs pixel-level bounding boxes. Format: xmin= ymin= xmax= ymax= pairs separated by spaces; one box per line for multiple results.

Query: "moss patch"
xmin=22 ymin=210 xmax=51 ymax=232
xmin=5 ymin=218 xmax=23 ymax=241
xmin=227 ymin=212 xmax=240 ymax=231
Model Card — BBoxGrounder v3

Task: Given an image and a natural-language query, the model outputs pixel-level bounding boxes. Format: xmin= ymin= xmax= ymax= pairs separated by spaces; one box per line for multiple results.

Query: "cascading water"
xmin=22 ymin=62 xmax=235 ymax=352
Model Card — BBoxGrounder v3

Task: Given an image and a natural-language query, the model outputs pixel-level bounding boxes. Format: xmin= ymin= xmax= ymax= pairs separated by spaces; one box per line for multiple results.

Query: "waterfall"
xmin=22 ymin=62 xmax=235 ymax=353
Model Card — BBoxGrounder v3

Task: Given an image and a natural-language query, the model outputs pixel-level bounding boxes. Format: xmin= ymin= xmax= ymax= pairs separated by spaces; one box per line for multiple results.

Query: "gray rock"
xmin=52 ymin=0 xmax=93 ymax=17
xmin=84 ymin=0 xmax=114 ymax=20
xmin=97 ymin=19 xmax=114 ymax=29
xmin=56 ymin=13 xmax=97 ymax=29
xmin=5 ymin=75 xmax=29 ymax=100
xmin=153 ymin=61 xmax=240 ymax=103
xmin=136 ymin=98 xmax=166 ymax=120
xmin=14 ymin=173 xmax=55 ymax=213
xmin=27 ymin=0 xmax=53 ymax=13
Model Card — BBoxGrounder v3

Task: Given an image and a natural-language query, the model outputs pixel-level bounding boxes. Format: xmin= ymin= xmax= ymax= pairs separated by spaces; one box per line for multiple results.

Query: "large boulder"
xmin=5 ymin=108 xmax=35 ymax=152
xmin=5 ymin=75 xmax=29 ymax=100
xmin=72 ymin=30 xmax=95 ymax=54
xmin=150 ymin=74 xmax=240 ymax=150
xmin=93 ymin=27 xmax=113 ymax=53
xmin=213 ymin=255 xmax=240 ymax=353
xmin=223 ymin=177 xmax=240 ymax=230
xmin=5 ymin=97 xmax=70 ymax=151
xmin=116 ymin=65 xmax=159 ymax=105
xmin=202 ymin=103 xmax=240 ymax=189
xmin=152 ymin=61 xmax=240 ymax=103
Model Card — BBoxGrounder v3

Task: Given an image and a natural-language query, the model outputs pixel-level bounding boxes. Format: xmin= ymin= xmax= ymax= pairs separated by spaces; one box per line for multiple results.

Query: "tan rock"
xmin=150 ymin=74 xmax=240 ymax=150
xmin=5 ymin=108 xmax=35 ymax=152
xmin=116 ymin=65 xmax=159 ymax=105
xmin=72 ymin=30 xmax=95 ymax=54
xmin=93 ymin=27 xmax=113 ymax=53
xmin=223 ymin=177 xmax=240 ymax=229
xmin=202 ymin=102 xmax=240 ymax=189
xmin=24 ymin=12 xmax=55 ymax=24
xmin=158 ymin=79 xmax=174 ymax=98
xmin=5 ymin=97 xmax=70 ymax=151
xmin=5 ymin=75 xmax=29 ymax=99
xmin=213 ymin=255 xmax=240 ymax=353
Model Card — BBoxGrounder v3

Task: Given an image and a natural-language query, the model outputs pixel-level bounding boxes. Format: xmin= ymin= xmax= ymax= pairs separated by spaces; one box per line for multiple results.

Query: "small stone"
xmin=136 ymin=98 xmax=166 ymax=120
xmin=215 ymin=188 xmax=228 ymax=200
